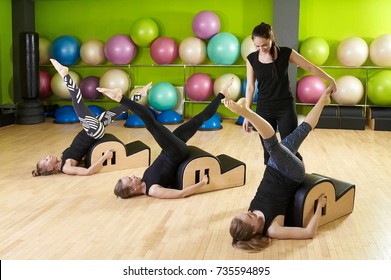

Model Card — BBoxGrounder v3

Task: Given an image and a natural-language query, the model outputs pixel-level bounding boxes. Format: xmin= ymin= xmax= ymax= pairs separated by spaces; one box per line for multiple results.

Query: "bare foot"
xmin=220 ymin=77 xmax=234 ymax=98
xmin=50 ymin=59 xmax=68 ymax=78
xmin=96 ymin=87 xmax=123 ymax=102
xmin=222 ymin=98 xmax=247 ymax=115
xmin=137 ymin=82 xmax=153 ymax=97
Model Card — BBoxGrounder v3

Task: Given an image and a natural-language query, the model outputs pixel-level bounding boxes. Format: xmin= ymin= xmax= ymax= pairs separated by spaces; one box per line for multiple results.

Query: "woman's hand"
xmin=317 ymin=193 xmax=327 ymax=208
xmin=103 ymin=149 xmax=114 ymax=160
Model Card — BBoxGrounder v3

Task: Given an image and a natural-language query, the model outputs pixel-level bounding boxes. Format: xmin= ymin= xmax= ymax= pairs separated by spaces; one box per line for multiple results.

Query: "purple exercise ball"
xmin=80 ymin=76 xmax=101 ymax=99
xmin=104 ymin=34 xmax=137 ymax=65
xmin=192 ymin=10 xmax=220 ymax=40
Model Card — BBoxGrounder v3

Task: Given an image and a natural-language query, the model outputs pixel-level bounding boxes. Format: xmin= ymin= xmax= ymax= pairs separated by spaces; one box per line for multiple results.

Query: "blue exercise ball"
xmin=54 ymin=105 xmax=74 ymax=118
xmin=124 ymin=114 xmax=145 ymax=128
xmin=198 ymin=113 xmax=222 ymax=131
xmin=50 ymin=35 xmax=81 ymax=66
xmin=207 ymin=32 xmax=240 ymax=65
xmin=148 ymin=82 xmax=178 ymax=111
xmin=87 ymin=105 xmax=104 ymax=117
xmin=54 ymin=108 xmax=78 ymax=124
xmin=241 ymin=79 xmax=259 ymax=101
xmin=157 ymin=110 xmax=183 ymax=124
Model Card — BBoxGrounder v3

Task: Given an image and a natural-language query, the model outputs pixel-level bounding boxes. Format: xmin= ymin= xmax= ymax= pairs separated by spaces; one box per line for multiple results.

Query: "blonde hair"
xmin=32 ymin=162 xmax=57 ymax=177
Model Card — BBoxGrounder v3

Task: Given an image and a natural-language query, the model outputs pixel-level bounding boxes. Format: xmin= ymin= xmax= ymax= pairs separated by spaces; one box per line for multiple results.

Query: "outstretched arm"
xmin=62 ymin=149 xmax=114 ymax=176
xmin=148 ymin=175 xmax=209 ymax=199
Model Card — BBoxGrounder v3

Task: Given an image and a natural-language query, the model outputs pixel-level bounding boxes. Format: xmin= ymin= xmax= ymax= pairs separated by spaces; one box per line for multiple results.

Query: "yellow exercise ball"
xmin=241 ymin=35 xmax=257 ymax=61
xmin=179 ymin=37 xmax=207 ymax=65
xmin=99 ymin=69 xmax=130 ymax=94
xmin=39 ymin=37 xmax=51 ymax=65
xmin=129 ymin=87 xmax=149 ymax=106
xmin=80 ymin=39 xmax=106 ymax=65
xmin=213 ymin=73 xmax=241 ymax=101
xmin=51 ymin=71 xmax=81 ymax=99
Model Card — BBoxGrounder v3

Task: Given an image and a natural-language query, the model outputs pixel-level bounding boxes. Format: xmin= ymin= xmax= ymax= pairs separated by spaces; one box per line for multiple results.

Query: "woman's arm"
xmin=62 ymin=149 xmax=114 ymax=176
xmin=242 ymin=60 xmax=256 ymax=133
xmin=267 ymin=194 xmax=327 ymax=239
xmin=148 ymin=175 xmax=209 ymax=199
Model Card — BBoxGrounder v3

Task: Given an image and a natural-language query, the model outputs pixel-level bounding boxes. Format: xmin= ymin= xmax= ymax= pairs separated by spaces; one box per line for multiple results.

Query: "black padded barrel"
xmin=19 ymin=32 xmax=39 ymax=100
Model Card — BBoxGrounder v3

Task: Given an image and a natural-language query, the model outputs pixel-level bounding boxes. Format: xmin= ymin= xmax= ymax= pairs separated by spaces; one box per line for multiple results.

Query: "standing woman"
xmin=243 ymin=22 xmax=337 ymax=164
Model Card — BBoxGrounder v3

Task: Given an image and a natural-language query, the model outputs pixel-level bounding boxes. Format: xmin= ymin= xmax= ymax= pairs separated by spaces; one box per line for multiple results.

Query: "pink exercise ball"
xmin=99 ymin=69 xmax=130 ymax=94
xmin=241 ymin=35 xmax=257 ymax=61
xmin=296 ymin=75 xmax=327 ymax=104
xmin=150 ymin=37 xmax=179 ymax=64
xmin=185 ymin=73 xmax=213 ymax=101
xmin=80 ymin=39 xmax=106 ymax=65
xmin=333 ymin=75 xmax=364 ymax=105
xmin=80 ymin=76 xmax=101 ymax=99
xmin=192 ymin=10 xmax=220 ymax=40
xmin=39 ymin=37 xmax=51 ymax=65
xmin=104 ymin=34 xmax=137 ymax=65
xmin=213 ymin=73 xmax=241 ymax=101
xmin=51 ymin=71 xmax=80 ymax=99
xmin=179 ymin=37 xmax=207 ymax=65
xmin=337 ymin=37 xmax=368 ymax=67
xmin=370 ymin=33 xmax=391 ymax=67
xmin=39 ymin=70 xmax=52 ymax=98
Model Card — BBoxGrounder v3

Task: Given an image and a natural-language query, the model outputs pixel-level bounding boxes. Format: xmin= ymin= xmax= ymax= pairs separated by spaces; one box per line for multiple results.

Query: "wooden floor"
xmin=1 ymin=117 xmax=391 ymax=260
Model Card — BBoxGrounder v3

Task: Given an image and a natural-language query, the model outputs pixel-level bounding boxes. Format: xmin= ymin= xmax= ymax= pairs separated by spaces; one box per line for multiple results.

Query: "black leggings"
xmin=119 ymin=93 xmax=225 ymax=163
xmin=63 ymin=74 xmax=126 ymax=139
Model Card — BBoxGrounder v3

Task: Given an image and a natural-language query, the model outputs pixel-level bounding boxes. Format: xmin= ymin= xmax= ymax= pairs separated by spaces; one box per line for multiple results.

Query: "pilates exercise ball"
xmin=207 ymin=32 xmax=240 ymax=65
xmin=50 ymin=35 xmax=81 ymax=66
xmin=129 ymin=87 xmax=149 ymax=106
xmin=80 ymin=39 xmax=106 ymax=65
xmin=241 ymin=35 xmax=257 ymax=61
xmin=297 ymin=114 xmax=305 ymax=125
xmin=125 ymin=114 xmax=145 ymax=128
xmin=148 ymin=82 xmax=178 ymax=111
xmin=99 ymin=69 xmax=130 ymax=94
xmin=296 ymin=75 xmax=327 ymax=104
xmin=337 ymin=37 xmax=368 ymax=67
xmin=80 ymin=76 xmax=101 ymax=99
xmin=157 ymin=110 xmax=183 ymax=124
xmin=51 ymin=71 xmax=80 ymax=99
xmin=369 ymin=33 xmax=391 ymax=67
xmin=185 ymin=73 xmax=213 ymax=101
xmin=179 ymin=37 xmax=207 ymax=65
xmin=241 ymin=78 xmax=258 ymax=101
xmin=333 ymin=75 xmax=364 ymax=105
xmin=213 ymin=73 xmax=241 ymax=101
xmin=192 ymin=10 xmax=220 ymax=40
xmin=104 ymin=34 xmax=137 ymax=65
xmin=130 ymin=17 xmax=159 ymax=47
xmin=88 ymin=105 xmax=104 ymax=117
xmin=150 ymin=37 xmax=179 ymax=64
xmin=199 ymin=113 xmax=222 ymax=131
xmin=39 ymin=37 xmax=51 ymax=65
xmin=367 ymin=70 xmax=391 ymax=105
xmin=299 ymin=36 xmax=329 ymax=66
xmin=39 ymin=70 xmax=52 ymax=98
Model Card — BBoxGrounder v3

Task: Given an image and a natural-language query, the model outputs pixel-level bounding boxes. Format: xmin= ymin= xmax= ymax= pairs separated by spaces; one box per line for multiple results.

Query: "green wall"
xmin=0 ymin=0 xmax=13 ymax=105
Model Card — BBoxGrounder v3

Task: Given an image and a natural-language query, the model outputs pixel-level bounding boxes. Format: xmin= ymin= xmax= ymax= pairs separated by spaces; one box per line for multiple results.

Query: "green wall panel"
xmin=0 ymin=0 xmax=13 ymax=105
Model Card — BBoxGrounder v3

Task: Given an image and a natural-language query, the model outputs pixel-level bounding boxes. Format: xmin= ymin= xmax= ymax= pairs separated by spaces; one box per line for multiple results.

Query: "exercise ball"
xmin=39 ymin=37 xmax=51 ymax=65
xmin=54 ymin=106 xmax=78 ymax=124
xmin=39 ymin=70 xmax=52 ymax=98
xmin=179 ymin=37 xmax=207 ymax=65
xmin=125 ymin=114 xmax=145 ymax=128
xmin=51 ymin=71 xmax=80 ymax=99
xmin=367 ymin=70 xmax=391 ymax=105
xmin=299 ymin=36 xmax=329 ymax=66
xmin=148 ymin=82 xmax=178 ymax=111
xmin=337 ymin=37 xmax=368 ymax=66
xmin=129 ymin=87 xmax=149 ymax=106
xmin=199 ymin=113 xmax=222 ymax=131
xmin=130 ymin=17 xmax=159 ymax=47
xmin=104 ymin=34 xmax=137 ymax=65
xmin=296 ymin=75 xmax=327 ymax=104
xmin=297 ymin=114 xmax=305 ymax=124
xmin=241 ymin=35 xmax=257 ymax=61
xmin=192 ymin=10 xmax=220 ymax=40
xmin=99 ymin=69 xmax=130 ymax=94
xmin=80 ymin=76 xmax=101 ymax=99
xmin=241 ymin=78 xmax=258 ymax=101
xmin=150 ymin=37 xmax=179 ymax=64
xmin=80 ymin=39 xmax=106 ymax=65
xmin=157 ymin=110 xmax=183 ymax=124
xmin=185 ymin=73 xmax=213 ymax=101
xmin=50 ymin=35 xmax=81 ymax=66
xmin=87 ymin=105 xmax=104 ymax=117
xmin=207 ymin=32 xmax=240 ymax=65
xmin=369 ymin=33 xmax=391 ymax=67
xmin=333 ymin=75 xmax=364 ymax=105
xmin=213 ymin=73 xmax=241 ymax=101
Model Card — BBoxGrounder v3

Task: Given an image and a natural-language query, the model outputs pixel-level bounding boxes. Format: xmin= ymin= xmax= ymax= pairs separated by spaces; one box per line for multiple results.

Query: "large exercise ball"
xmin=130 ymin=18 xmax=159 ymax=47
xmin=99 ymin=69 xmax=130 ymax=94
xmin=367 ymin=70 xmax=391 ymax=105
xmin=51 ymin=71 xmax=80 ymax=99
xmin=192 ymin=10 xmax=220 ymax=40
xmin=129 ymin=87 xmax=149 ymax=106
xmin=179 ymin=37 xmax=207 ymax=65
xmin=50 ymin=35 xmax=81 ymax=66
xmin=207 ymin=32 xmax=240 ymax=65
xmin=241 ymin=78 xmax=258 ymax=101
xmin=104 ymin=34 xmax=137 ymax=65
xmin=299 ymin=36 xmax=329 ymax=66
xmin=39 ymin=70 xmax=52 ymax=98
xmin=80 ymin=76 xmax=101 ymax=99
xmin=80 ymin=39 xmax=106 ymax=65
xmin=185 ymin=73 xmax=213 ymax=101
xmin=213 ymin=73 xmax=241 ymax=101
xmin=337 ymin=37 xmax=368 ymax=67
xmin=150 ymin=37 xmax=179 ymax=64
xmin=241 ymin=35 xmax=257 ymax=61
xmin=148 ymin=82 xmax=178 ymax=111
xmin=39 ymin=37 xmax=51 ymax=65
xmin=296 ymin=75 xmax=327 ymax=104
xmin=333 ymin=75 xmax=364 ymax=105
xmin=369 ymin=33 xmax=391 ymax=67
